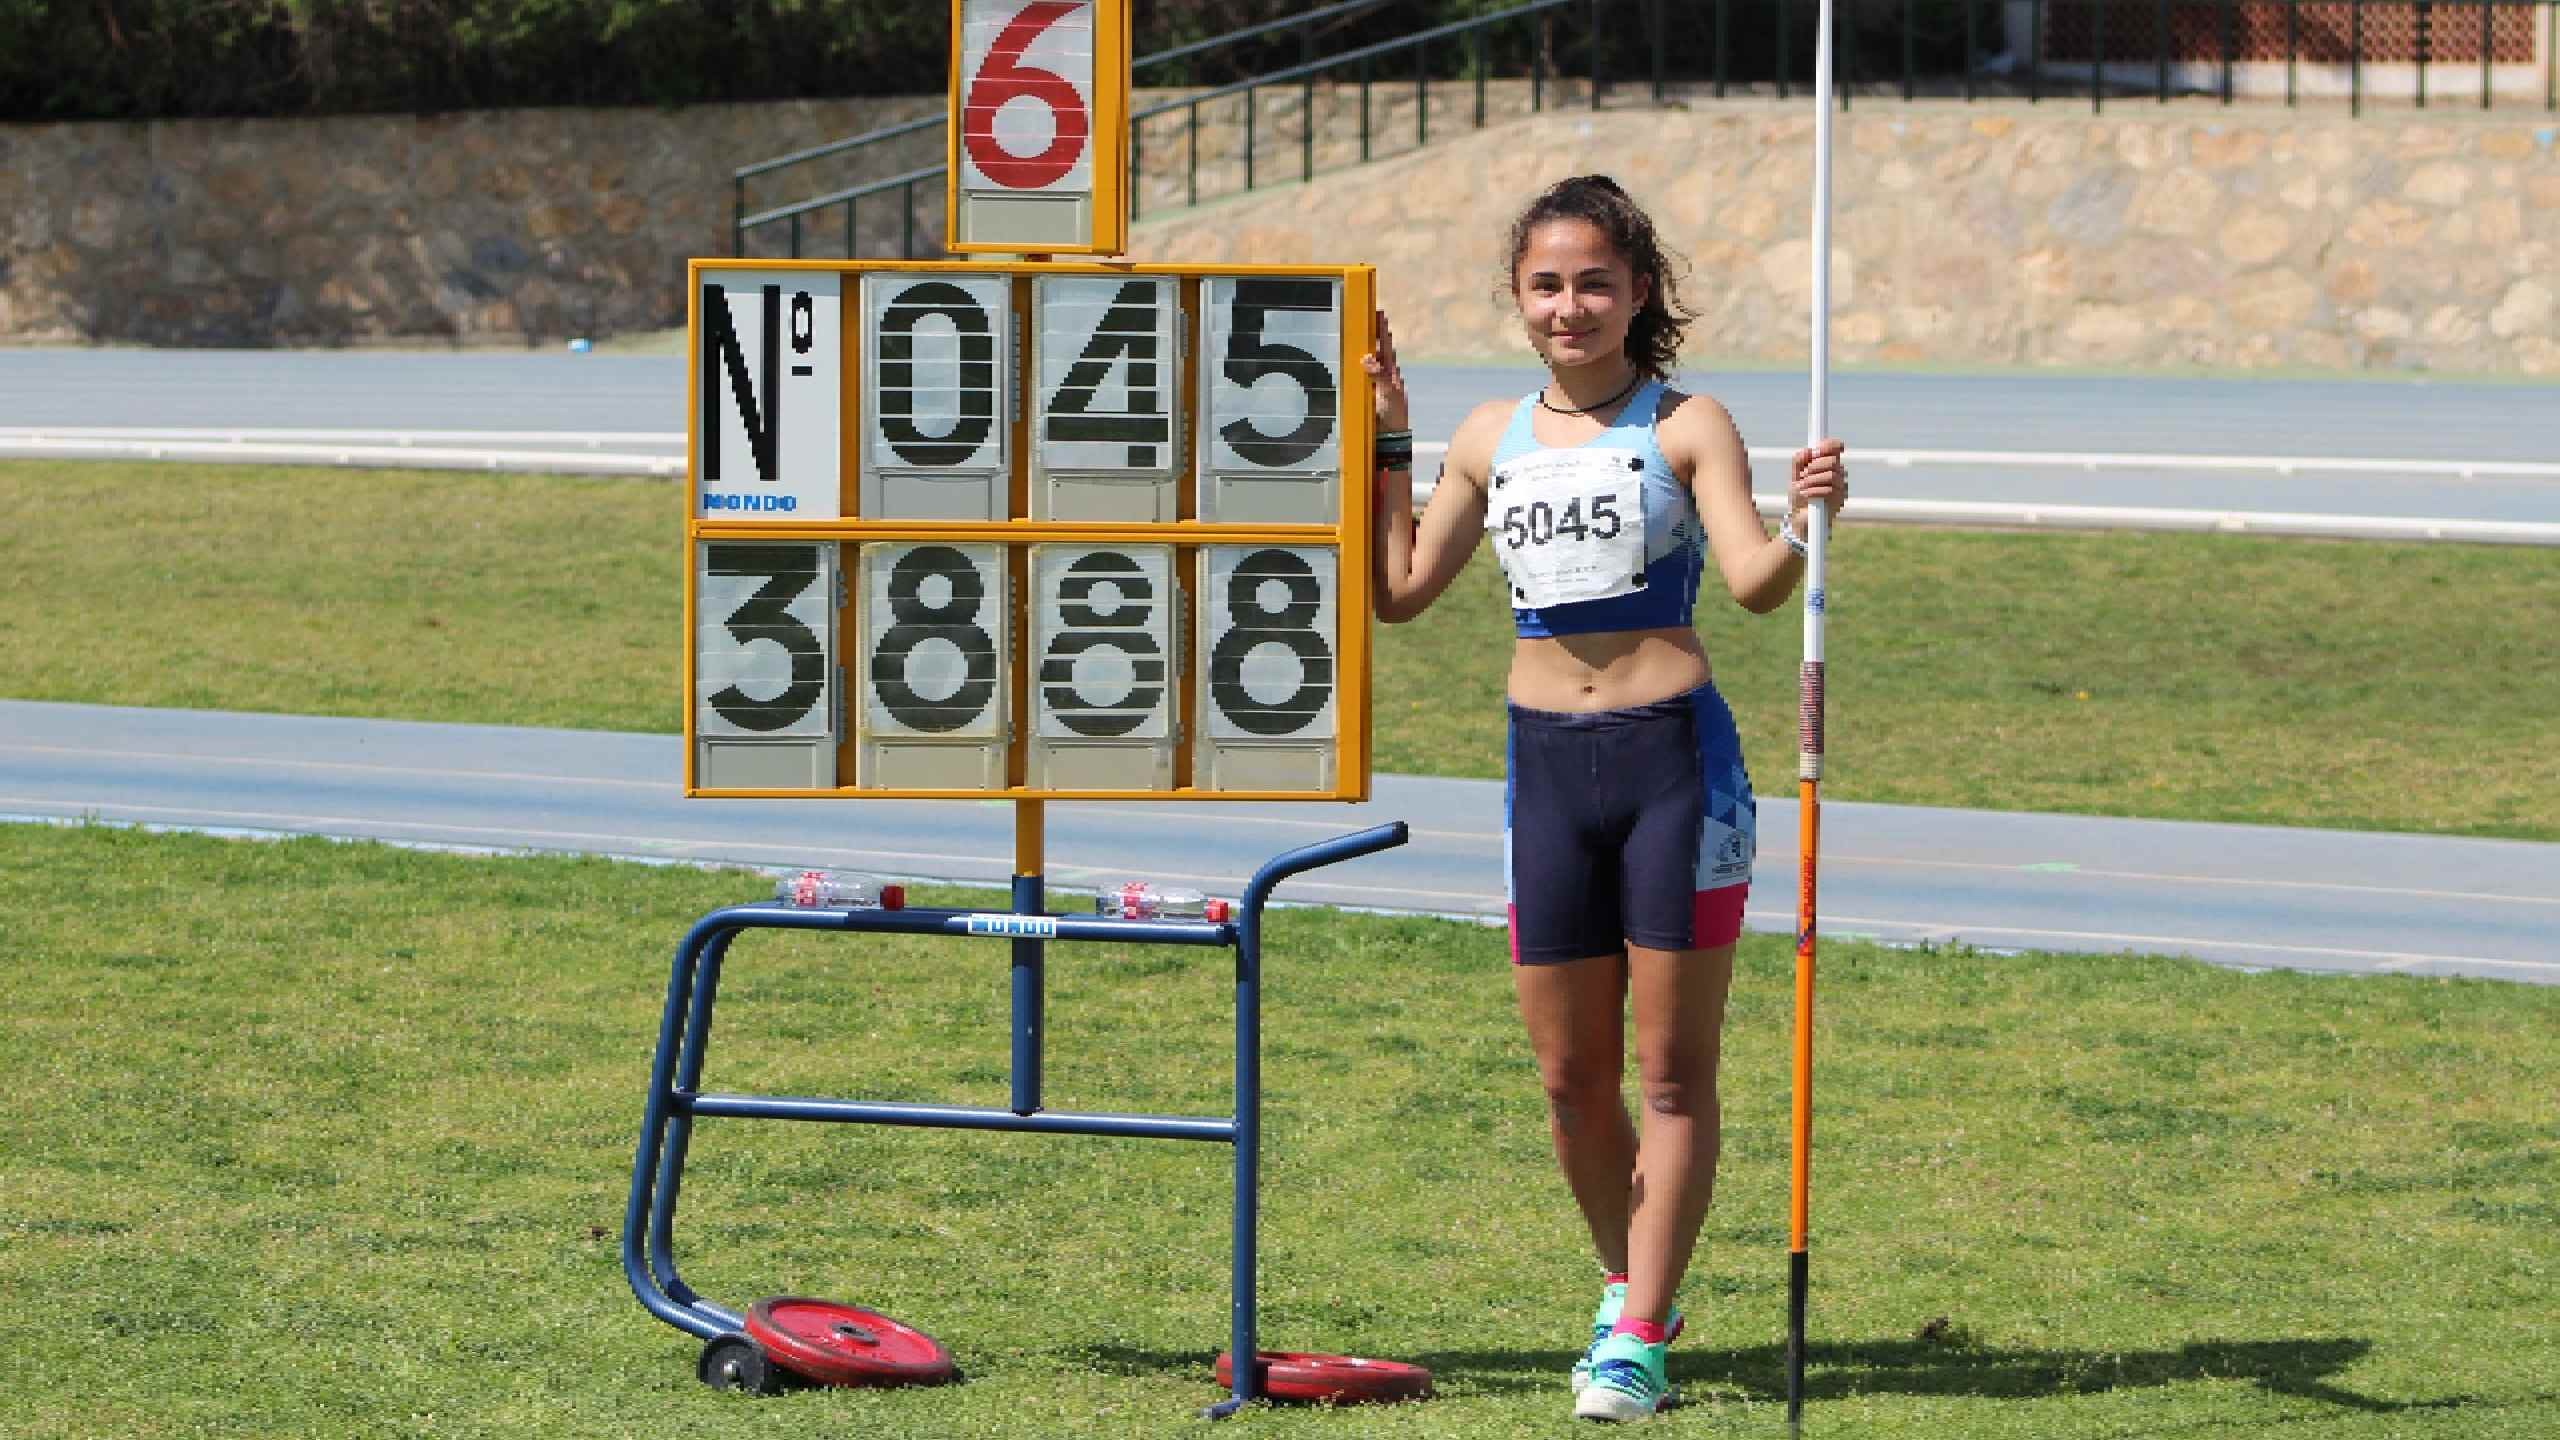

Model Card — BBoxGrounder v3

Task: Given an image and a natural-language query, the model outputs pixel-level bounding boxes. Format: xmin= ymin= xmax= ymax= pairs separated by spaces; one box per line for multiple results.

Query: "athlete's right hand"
xmin=1362 ymin=311 xmax=1411 ymax=435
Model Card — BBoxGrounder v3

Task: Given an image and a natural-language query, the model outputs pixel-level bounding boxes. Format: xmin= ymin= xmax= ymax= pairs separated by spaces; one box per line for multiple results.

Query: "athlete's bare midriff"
xmin=1506 ymin=625 xmax=1712 ymax=711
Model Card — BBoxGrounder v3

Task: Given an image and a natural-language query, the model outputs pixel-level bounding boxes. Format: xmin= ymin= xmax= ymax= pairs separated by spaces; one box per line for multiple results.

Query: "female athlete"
xmin=1364 ymin=173 xmax=1849 ymax=1422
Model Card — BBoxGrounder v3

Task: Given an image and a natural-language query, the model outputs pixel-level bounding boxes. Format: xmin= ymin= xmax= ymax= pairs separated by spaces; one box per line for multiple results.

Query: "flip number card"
xmin=951 ymin=0 xmax=1129 ymax=254
xmin=1200 ymin=544 xmax=1337 ymax=741
xmin=696 ymin=272 xmax=843 ymax=520
xmin=860 ymin=272 xmax=1013 ymax=519
xmin=692 ymin=541 xmax=839 ymax=789
xmin=1198 ymin=276 xmax=1342 ymax=523
xmin=858 ymin=541 xmax=1011 ymax=790
xmin=1029 ymin=543 xmax=1179 ymax=789
xmin=1032 ymin=274 xmax=1181 ymax=519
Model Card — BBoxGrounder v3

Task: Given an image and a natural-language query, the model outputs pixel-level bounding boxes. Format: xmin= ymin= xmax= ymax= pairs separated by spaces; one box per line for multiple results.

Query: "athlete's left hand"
xmin=1788 ymin=438 xmax=1849 ymax=538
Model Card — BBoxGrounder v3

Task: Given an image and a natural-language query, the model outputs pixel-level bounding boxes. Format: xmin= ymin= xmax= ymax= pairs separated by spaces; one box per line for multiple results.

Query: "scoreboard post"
xmin=665 ymin=4 xmax=1397 ymax=1413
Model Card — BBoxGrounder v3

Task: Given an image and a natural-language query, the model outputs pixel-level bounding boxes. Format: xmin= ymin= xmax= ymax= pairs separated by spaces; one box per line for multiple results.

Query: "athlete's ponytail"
xmin=1502 ymin=174 xmax=1695 ymax=381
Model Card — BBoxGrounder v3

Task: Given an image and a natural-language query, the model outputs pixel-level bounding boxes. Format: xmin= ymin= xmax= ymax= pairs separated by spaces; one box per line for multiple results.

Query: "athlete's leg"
xmin=1512 ymin=950 xmax=1636 ymax=1273
xmin=1616 ymin=938 xmax=1736 ymax=1328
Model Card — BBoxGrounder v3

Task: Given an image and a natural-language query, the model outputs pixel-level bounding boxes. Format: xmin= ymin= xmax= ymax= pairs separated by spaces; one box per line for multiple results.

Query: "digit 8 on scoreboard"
xmin=683 ymin=258 xmax=1374 ymax=801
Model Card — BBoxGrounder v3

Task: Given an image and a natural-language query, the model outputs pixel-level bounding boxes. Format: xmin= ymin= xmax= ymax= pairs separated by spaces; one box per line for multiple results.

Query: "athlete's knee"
xmin=1536 ymin=1057 xmax=1622 ymax=1119
xmin=1634 ymin=1050 xmax=1720 ymax=1119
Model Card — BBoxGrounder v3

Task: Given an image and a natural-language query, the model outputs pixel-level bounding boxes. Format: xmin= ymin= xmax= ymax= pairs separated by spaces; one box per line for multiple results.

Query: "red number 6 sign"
xmin=948 ymin=0 xmax=1129 ymax=255
xmin=964 ymin=1 xmax=1089 ymax=190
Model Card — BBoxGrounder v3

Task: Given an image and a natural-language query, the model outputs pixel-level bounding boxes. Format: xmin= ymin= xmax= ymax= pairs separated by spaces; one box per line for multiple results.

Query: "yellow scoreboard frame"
xmin=945 ymin=0 xmax=1131 ymax=256
xmin=684 ymin=258 xmax=1378 ymax=802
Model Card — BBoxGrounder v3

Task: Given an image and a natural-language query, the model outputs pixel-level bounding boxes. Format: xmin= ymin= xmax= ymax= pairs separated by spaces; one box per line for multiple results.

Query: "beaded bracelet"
xmin=1375 ymin=427 xmax=1414 ymax=469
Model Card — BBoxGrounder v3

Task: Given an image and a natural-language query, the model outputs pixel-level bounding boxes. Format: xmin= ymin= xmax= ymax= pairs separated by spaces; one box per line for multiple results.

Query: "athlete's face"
xmin=1513 ymin=218 xmax=1650 ymax=373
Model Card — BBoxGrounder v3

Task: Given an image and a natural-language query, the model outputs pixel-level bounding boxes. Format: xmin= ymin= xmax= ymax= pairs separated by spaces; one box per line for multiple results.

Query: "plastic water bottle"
xmin=774 ymin=869 xmax=904 ymax=910
xmin=1093 ymin=881 xmax=1230 ymax=922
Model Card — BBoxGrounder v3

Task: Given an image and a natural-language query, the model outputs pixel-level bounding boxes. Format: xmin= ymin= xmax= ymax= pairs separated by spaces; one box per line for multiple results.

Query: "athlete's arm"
xmin=1374 ymin=400 xmax=1500 ymax=623
xmin=1662 ymin=392 xmax=1845 ymax=615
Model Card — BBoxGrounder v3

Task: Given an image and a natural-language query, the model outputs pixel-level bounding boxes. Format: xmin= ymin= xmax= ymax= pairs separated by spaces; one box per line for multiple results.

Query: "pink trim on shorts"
xmin=1693 ymin=885 xmax=1748 ymax=949
xmin=1507 ymin=903 xmax=1521 ymax=965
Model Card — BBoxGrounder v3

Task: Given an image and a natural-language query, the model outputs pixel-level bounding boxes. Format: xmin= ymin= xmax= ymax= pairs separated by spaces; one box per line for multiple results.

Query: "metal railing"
xmin=1129 ymin=0 xmax=1586 ymax=218
xmin=734 ymin=0 xmax=1406 ymax=258
xmin=734 ymin=0 xmax=1594 ymax=259
xmin=733 ymin=0 xmax=2559 ymax=257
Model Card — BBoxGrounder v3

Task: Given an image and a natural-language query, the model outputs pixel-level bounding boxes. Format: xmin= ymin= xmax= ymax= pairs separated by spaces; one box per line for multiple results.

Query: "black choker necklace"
xmin=1538 ymin=373 xmax=1642 ymax=417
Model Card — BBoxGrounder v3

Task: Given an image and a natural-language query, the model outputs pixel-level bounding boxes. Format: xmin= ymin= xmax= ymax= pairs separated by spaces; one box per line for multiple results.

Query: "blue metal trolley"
xmin=623 ymin=821 xmax=1410 ymax=1416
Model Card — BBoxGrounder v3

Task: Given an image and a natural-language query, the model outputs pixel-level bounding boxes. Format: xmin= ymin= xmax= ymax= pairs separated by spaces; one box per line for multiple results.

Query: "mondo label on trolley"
xmin=685 ymin=258 xmax=1378 ymax=803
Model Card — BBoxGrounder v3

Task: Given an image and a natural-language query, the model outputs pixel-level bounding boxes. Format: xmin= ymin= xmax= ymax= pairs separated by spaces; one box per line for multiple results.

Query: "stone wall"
xmin=4 ymin=92 xmax=2555 ymax=373
xmin=1132 ymin=101 xmax=2560 ymax=375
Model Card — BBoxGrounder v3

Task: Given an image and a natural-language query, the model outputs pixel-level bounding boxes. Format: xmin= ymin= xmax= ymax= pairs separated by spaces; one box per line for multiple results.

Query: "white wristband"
xmin=1782 ymin=515 xmax=1810 ymax=559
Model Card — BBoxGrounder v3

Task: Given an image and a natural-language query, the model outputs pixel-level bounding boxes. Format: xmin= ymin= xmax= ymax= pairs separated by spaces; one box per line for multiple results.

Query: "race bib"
xmin=1486 ymin=447 xmax=1651 ymax=609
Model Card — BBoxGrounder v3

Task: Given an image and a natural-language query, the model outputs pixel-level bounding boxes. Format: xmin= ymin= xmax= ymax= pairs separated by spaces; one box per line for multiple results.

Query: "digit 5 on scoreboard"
xmin=949 ymin=0 xmax=1130 ymax=255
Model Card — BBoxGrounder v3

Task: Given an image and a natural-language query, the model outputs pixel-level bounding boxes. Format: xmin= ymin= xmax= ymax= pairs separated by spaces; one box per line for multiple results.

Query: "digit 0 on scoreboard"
xmin=859 ymin=272 xmax=1012 ymax=520
xmin=948 ymin=0 xmax=1130 ymax=255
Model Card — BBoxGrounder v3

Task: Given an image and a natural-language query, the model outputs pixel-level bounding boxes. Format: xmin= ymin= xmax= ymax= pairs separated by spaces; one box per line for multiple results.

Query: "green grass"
xmin=3 ymin=822 xmax=2555 ymax=1438
xmin=4 ymin=459 xmax=2556 ymax=838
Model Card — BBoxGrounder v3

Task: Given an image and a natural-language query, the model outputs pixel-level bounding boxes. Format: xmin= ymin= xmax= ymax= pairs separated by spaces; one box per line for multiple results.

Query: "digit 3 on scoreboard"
xmin=693 ymin=541 xmax=842 ymax=789
xmin=949 ymin=0 xmax=1129 ymax=255
xmin=1197 ymin=544 xmax=1338 ymax=792
xmin=1029 ymin=543 xmax=1180 ymax=789
xmin=857 ymin=541 xmax=1011 ymax=790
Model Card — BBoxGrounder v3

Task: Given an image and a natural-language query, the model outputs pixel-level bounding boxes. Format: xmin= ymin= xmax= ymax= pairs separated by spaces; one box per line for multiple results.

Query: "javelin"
xmin=1787 ymin=0 xmax=1836 ymax=1432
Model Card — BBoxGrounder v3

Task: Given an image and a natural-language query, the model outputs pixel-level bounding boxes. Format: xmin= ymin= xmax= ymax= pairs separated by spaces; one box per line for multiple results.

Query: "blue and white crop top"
xmin=1484 ymin=379 xmax=1705 ymax=639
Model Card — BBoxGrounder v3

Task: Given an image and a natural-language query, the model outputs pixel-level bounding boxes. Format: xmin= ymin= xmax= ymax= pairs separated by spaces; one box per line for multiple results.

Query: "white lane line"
xmin=1415 ymin=439 xmax=2560 ymax=480
xmin=11 ymin=807 xmax=2547 ymax=976
xmin=0 ymin=741 xmax=667 ymax=791
xmin=0 ymin=426 xmax=685 ymax=447
xmin=0 ymin=438 xmax=681 ymax=475
xmin=13 ymin=431 xmax=2547 ymax=480
xmin=11 ymin=743 xmax=2553 ymax=906
xmin=1742 ymin=907 xmax=2557 ymax=974
xmin=1746 ymin=445 xmax=2560 ymax=481
xmin=1825 ymin=850 xmax=2560 ymax=908
xmin=0 ymin=800 xmax=1503 ymax=907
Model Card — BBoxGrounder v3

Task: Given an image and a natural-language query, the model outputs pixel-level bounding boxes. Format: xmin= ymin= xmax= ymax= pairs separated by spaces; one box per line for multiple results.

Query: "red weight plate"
xmin=1215 ymin=1350 xmax=1434 ymax=1404
xmin=745 ymin=1297 xmax=956 ymax=1388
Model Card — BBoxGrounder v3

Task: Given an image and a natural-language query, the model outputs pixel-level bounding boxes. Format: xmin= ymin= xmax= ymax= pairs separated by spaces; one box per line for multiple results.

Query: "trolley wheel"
xmin=745 ymin=1296 xmax=957 ymax=1389
xmin=1215 ymin=1350 xmax=1434 ymax=1404
xmin=697 ymin=1333 xmax=789 ymax=1396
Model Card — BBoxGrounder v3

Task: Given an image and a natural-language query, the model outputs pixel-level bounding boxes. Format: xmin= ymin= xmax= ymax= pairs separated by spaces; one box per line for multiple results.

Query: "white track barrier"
xmin=5 ymin=429 xmax=2553 ymax=545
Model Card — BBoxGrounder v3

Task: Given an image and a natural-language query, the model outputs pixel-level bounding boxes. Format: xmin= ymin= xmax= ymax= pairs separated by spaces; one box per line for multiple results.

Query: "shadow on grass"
xmin=1410 ymin=1335 xmax=2479 ymax=1412
xmin=1078 ymin=1336 xmax=2480 ymax=1413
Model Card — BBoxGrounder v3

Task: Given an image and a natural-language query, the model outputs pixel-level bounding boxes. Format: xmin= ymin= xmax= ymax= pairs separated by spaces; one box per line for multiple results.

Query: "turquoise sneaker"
xmin=1574 ymin=1331 xmax=1671 ymax=1422
xmin=1570 ymin=1282 xmax=1683 ymax=1394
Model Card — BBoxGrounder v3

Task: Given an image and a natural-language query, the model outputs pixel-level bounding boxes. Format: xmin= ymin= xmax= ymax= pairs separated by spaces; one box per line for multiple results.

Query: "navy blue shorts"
xmin=1504 ymin=682 xmax=1757 ymax=964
